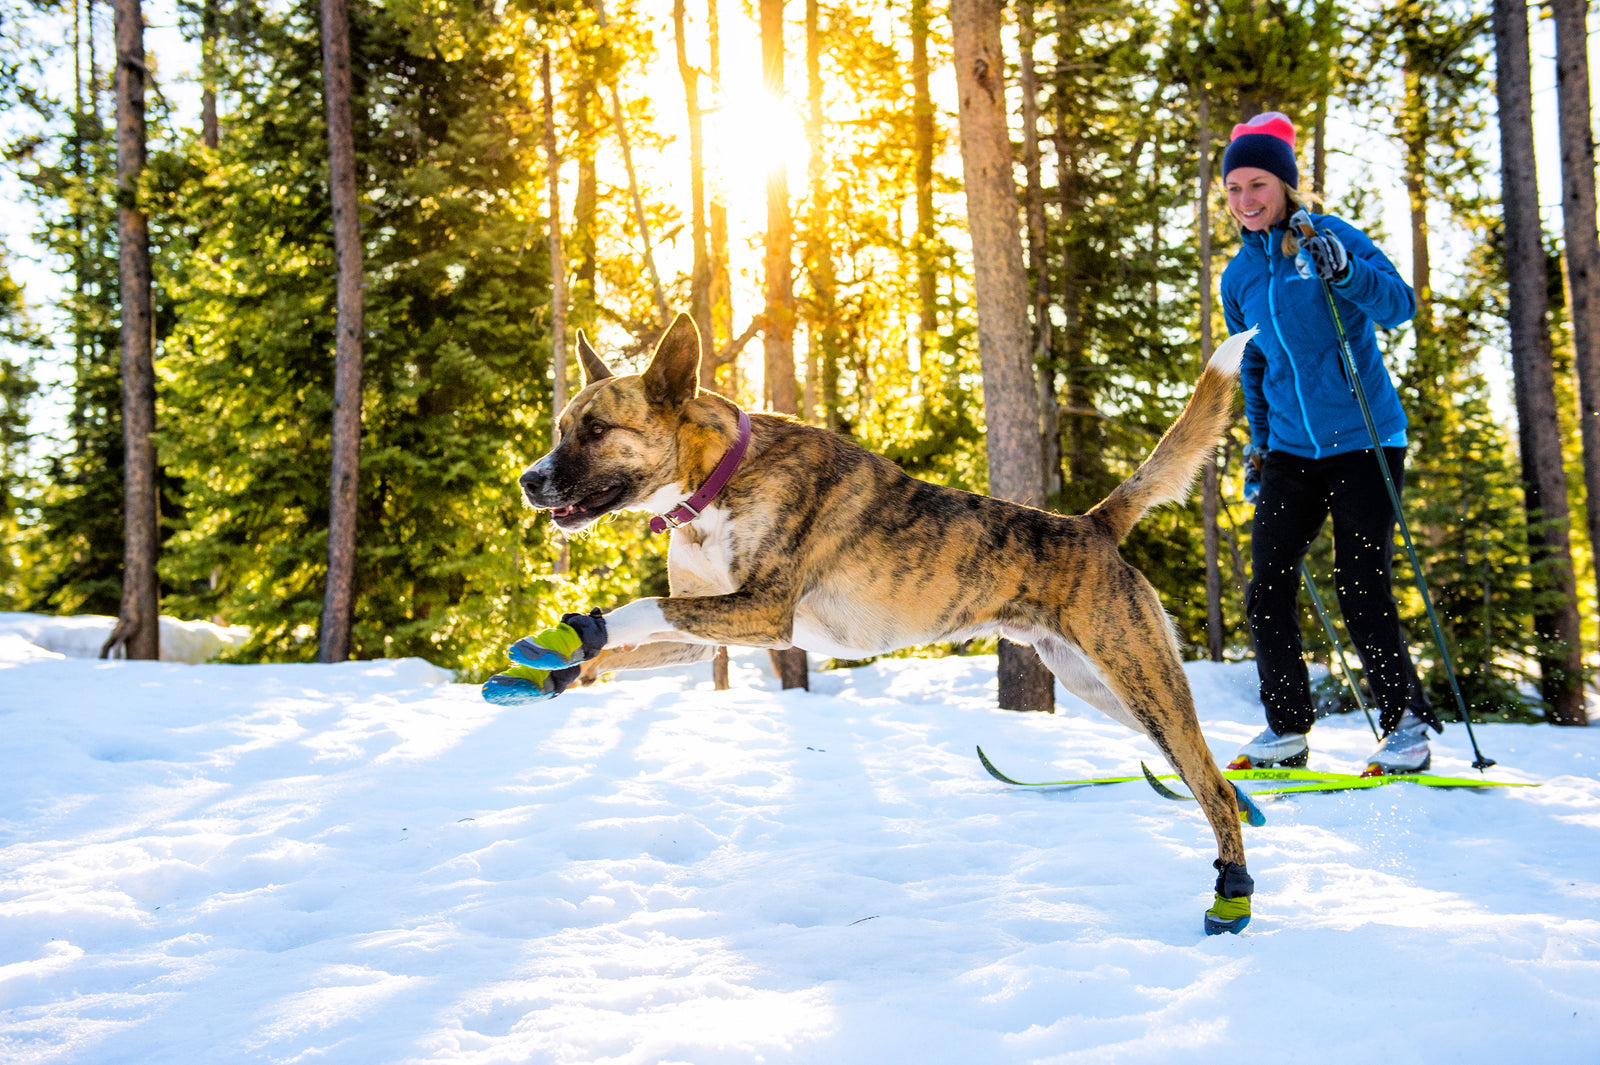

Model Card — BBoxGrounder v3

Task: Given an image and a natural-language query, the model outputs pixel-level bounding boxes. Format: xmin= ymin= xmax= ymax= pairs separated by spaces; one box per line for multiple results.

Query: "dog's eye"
xmin=590 ymin=424 xmax=608 ymax=439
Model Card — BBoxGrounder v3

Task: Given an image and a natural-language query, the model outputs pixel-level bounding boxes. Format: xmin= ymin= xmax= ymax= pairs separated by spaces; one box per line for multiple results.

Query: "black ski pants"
xmin=1246 ymin=446 xmax=1433 ymax=736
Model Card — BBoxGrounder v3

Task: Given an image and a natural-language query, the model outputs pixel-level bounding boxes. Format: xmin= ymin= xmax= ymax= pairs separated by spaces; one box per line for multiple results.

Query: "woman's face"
xmin=1225 ymin=167 xmax=1287 ymax=232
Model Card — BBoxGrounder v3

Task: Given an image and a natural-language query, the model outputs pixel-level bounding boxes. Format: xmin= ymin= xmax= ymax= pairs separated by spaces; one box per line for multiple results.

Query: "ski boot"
xmin=1226 ymin=726 xmax=1309 ymax=771
xmin=1361 ymin=711 xmax=1431 ymax=777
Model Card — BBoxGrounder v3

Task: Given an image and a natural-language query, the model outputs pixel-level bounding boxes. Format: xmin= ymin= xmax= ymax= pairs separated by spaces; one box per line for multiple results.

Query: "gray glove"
xmin=1289 ymin=210 xmax=1350 ymax=283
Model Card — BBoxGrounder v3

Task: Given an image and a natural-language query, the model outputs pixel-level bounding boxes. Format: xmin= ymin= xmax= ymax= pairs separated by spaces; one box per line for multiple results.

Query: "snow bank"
xmin=0 ymin=611 xmax=250 ymax=664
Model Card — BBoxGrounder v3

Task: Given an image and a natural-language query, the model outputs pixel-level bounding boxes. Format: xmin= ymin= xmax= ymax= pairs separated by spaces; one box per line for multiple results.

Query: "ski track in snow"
xmin=1 ymin=618 xmax=1598 ymax=1063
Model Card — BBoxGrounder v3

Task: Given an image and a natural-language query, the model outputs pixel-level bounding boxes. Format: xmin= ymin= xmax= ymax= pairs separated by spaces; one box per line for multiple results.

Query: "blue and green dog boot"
xmin=483 ymin=610 xmax=609 ymax=705
xmin=482 ymin=662 xmax=579 ymax=705
xmin=1204 ymin=860 xmax=1254 ymax=935
xmin=508 ymin=609 xmax=608 ymax=670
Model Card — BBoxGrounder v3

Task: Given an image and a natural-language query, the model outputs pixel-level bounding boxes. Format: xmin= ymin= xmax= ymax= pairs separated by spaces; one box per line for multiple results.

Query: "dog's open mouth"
xmin=549 ymin=484 xmax=628 ymax=527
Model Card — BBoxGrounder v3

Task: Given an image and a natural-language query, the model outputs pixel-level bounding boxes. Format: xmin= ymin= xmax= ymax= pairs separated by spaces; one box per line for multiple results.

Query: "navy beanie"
xmin=1221 ymin=112 xmax=1299 ymax=189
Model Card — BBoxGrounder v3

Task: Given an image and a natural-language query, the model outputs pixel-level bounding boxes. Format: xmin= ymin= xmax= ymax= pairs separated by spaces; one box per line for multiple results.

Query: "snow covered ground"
xmin=2 ymin=614 xmax=1598 ymax=1064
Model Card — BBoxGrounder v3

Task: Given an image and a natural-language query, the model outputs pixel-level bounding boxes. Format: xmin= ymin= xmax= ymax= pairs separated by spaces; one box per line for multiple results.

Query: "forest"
xmin=0 ymin=0 xmax=1594 ymax=724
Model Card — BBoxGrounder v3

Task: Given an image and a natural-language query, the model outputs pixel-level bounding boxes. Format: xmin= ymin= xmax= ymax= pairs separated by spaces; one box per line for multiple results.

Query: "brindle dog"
xmin=517 ymin=312 xmax=1260 ymax=932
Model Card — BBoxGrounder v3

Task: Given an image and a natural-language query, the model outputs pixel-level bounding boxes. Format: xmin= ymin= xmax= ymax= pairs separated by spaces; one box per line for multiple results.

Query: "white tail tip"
xmin=1207 ymin=327 xmax=1257 ymax=378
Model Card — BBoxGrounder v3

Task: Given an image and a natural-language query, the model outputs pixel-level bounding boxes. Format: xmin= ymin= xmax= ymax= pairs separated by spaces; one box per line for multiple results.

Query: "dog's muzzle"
xmin=519 ymin=465 xmax=553 ymax=507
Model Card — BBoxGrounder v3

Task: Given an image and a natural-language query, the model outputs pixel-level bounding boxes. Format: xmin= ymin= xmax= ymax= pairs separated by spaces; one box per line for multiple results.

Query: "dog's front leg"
xmin=577 ymin=641 xmax=717 ymax=684
xmin=603 ymin=591 xmax=796 ymax=650
xmin=484 ymin=592 xmax=793 ymax=705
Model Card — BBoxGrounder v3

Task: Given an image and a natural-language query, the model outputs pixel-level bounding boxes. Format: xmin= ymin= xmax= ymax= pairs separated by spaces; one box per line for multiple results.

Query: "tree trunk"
xmin=674 ymin=0 xmax=715 ymax=389
xmin=760 ymin=0 xmax=800 ymax=418
xmin=759 ymin=0 xmax=807 ymax=690
xmin=1401 ymin=59 xmax=1433 ymax=344
xmin=676 ymin=0 xmax=728 ymax=687
xmin=804 ymin=0 xmax=840 ymax=429
xmin=102 ymin=0 xmax=159 ymax=661
xmin=1493 ymin=0 xmax=1587 ymax=724
xmin=1017 ymin=1 xmax=1060 ymax=502
xmin=574 ymin=78 xmax=598 ymax=319
xmin=1053 ymin=118 xmax=1094 ymax=492
xmin=1311 ymin=91 xmax=1326 ymax=197
xmin=952 ymin=0 xmax=1052 ymax=712
xmin=542 ymin=50 xmax=572 ymax=580
xmin=911 ymin=0 xmax=938 ymax=392
xmin=316 ymin=0 xmax=364 ymax=663
xmin=1553 ymin=0 xmax=1600 ymax=629
xmin=1198 ymin=91 xmax=1224 ymax=662
xmin=543 ymin=51 xmax=569 ymax=425
xmin=594 ymin=0 xmax=668 ymax=324
xmin=200 ymin=0 xmax=218 ymax=148
xmin=707 ymin=0 xmax=735 ymax=396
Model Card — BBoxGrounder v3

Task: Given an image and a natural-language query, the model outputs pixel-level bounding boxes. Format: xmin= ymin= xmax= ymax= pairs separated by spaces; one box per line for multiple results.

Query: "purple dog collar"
xmin=649 ymin=410 xmax=752 ymax=534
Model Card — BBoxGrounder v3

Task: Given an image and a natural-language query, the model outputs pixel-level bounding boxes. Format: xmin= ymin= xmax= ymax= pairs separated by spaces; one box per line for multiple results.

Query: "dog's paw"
xmin=481 ymin=663 xmax=581 ymax=705
xmin=507 ymin=609 xmax=608 ymax=670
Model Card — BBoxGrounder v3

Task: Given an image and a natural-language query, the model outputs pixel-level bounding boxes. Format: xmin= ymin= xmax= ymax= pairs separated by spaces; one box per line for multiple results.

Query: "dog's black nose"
xmin=519 ymin=466 xmax=547 ymax=496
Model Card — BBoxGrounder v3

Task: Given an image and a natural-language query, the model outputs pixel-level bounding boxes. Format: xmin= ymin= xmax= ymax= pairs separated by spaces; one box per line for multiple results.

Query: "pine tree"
xmin=1492 ymin=0 xmax=1588 ymax=723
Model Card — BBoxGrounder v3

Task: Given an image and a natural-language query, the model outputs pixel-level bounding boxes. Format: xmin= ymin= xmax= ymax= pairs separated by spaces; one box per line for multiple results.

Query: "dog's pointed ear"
xmin=641 ymin=313 xmax=701 ymax=407
xmin=576 ymin=330 xmax=613 ymax=386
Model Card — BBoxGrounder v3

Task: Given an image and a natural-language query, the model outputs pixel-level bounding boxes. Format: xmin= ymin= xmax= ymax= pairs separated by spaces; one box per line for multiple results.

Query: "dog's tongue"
xmin=551 ymin=504 xmax=577 ymax=518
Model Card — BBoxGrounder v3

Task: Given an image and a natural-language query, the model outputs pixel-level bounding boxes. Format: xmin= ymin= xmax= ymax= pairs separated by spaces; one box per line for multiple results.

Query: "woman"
xmin=1219 ymin=111 xmax=1441 ymax=775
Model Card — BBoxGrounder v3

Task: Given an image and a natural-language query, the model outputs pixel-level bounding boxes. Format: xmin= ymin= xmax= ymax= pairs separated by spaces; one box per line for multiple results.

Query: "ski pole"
xmin=1293 ymin=214 xmax=1496 ymax=771
xmin=1299 ymin=561 xmax=1381 ymax=740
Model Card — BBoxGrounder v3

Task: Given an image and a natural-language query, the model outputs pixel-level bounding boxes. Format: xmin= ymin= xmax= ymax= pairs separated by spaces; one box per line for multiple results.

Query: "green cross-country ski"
xmin=976 ymin=746 xmax=1345 ymax=788
xmin=975 ymin=747 xmax=1537 ymax=801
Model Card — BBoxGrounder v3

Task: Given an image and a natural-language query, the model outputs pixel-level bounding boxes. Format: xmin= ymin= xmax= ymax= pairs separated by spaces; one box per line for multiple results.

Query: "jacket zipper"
xmin=1261 ymin=229 xmax=1324 ymax=458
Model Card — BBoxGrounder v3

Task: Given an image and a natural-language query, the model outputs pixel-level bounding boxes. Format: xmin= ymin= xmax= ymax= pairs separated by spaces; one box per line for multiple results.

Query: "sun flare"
xmin=706 ymin=89 xmax=812 ymax=191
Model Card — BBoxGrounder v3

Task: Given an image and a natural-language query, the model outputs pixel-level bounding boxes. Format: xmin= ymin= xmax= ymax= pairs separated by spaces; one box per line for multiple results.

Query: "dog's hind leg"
xmin=1033 ymin=636 xmax=1146 ymax=735
xmin=1068 ymin=574 xmax=1254 ymax=934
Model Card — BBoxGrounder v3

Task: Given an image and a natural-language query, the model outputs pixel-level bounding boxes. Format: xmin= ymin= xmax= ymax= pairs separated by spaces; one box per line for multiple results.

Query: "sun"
xmin=705 ymin=88 xmax=812 ymax=193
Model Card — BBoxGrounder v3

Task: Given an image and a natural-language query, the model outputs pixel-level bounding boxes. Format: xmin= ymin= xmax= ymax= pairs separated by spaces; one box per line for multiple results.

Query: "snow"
xmin=0 ymin=613 xmax=250 ymax=665
xmin=1 ymin=614 xmax=1598 ymax=1064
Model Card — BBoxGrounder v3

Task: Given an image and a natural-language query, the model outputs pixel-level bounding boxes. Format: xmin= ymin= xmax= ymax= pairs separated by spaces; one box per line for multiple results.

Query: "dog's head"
xmin=519 ymin=313 xmax=706 ymax=533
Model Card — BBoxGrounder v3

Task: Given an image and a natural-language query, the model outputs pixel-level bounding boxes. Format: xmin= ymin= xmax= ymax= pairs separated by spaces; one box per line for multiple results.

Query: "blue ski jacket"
xmin=1221 ymin=211 xmax=1415 ymax=459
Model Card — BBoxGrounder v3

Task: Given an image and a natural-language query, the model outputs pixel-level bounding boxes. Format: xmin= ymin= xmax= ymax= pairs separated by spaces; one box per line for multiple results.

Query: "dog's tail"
xmin=1086 ymin=327 xmax=1254 ymax=542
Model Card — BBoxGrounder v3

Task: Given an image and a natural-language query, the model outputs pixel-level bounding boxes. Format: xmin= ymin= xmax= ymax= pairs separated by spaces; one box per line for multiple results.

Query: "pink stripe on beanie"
xmin=1229 ymin=111 xmax=1297 ymax=147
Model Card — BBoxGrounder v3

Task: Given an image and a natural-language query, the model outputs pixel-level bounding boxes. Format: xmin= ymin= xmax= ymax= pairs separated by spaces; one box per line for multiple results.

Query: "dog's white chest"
xmin=666 ymin=506 xmax=737 ymax=596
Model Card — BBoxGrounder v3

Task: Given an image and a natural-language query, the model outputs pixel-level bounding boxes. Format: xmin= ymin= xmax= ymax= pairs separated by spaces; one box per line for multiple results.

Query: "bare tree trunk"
xmin=1553 ymin=0 xmax=1600 ymax=627
xmin=759 ymin=0 xmax=807 ymax=690
xmin=542 ymin=50 xmax=572 ymax=580
xmin=1198 ymin=92 xmax=1224 ymax=662
xmin=760 ymin=0 xmax=800 ymax=418
xmin=911 ymin=0 xmax=938 ymax=392
xmin=952 ymin=0 xmax=1052 ymax=712
xmin=316 ymin=0 xmax=364 ymax=663
xmin=1053 ymin=115 xmax=1095 ymax=491
xmin=1311 ymin=91 xmax=1326 ymax=197
xmin=1402 ymin=61 xmax=1433 ymax=343
xmin=707 ymin=0 xmax=735 ymax=397
xmin=804 ymin=0 xmax=840 ymax=430
xmin=1017 ymin=1 xmax=1059 ymax=501
xmin=102 ymin=0 xmax=159 ymax=661
xmin=543 ymin=51 xmax=569 ymax=425
xmin=1493 ymin=0 xmax=1587 ymax=724
xmin=594 ymin=0 xmax=668 ymax=324
xmin=674 ymin=0 xmax=715 ymax=389
xmin=200 ymin=0 xmax=218 ymax=148
xmin=674 ymin=0 xmax=728 ymax=688
xmin=574 ymin=78 xmax=598 ymax=320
